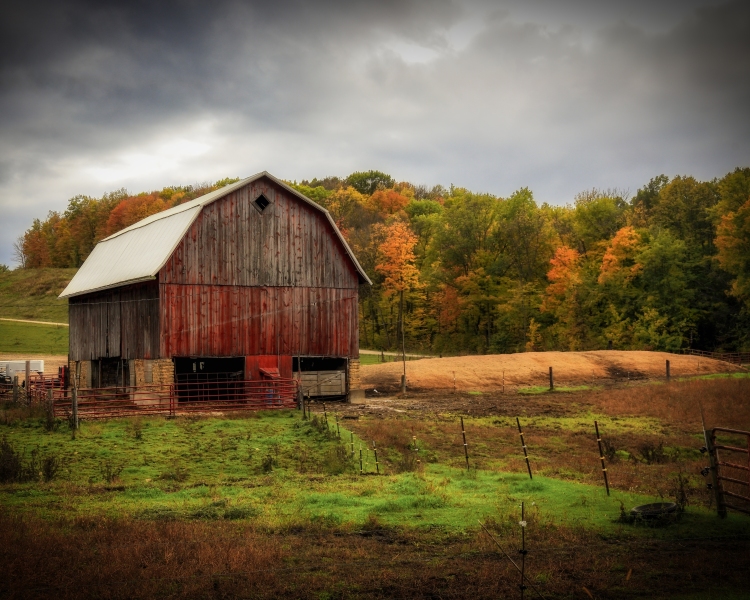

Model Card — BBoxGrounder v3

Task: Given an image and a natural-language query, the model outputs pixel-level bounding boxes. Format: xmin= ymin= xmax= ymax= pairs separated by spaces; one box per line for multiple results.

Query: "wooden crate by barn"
xmin=60 ymin=171 xmax=371 ymax=401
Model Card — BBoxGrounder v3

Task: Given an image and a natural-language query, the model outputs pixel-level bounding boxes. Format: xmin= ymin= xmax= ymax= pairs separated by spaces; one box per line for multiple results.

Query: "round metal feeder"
xmin=630 ymin=502 xmax=678 ymax=522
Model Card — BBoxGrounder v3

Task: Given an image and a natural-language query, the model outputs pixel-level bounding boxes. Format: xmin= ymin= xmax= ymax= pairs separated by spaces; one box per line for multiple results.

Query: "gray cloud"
xmin=1 ymin=0 xmax=748 ymax=265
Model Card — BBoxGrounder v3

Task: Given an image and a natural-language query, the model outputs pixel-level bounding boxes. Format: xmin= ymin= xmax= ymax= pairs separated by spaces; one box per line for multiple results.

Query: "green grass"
xmin=0 ymin=267 xmax=74 ymax=324
xmin=1 ymin=410 xmax=747 ymax=540
xmin=0 ymin=320 xmax=69 ymax=354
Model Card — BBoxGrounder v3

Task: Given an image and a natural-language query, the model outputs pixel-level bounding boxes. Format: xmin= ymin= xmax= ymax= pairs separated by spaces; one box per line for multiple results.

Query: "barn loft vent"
xmin=253 ymin=194 xmax=270 ymax=212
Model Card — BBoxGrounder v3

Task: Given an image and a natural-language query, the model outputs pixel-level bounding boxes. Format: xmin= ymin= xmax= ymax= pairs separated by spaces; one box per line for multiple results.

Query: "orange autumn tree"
xmin=542 ymin=246 xmax=583 ymax=349
xmin=598 ymin=226 xmax=641 ymax=284
xmin=376 ymin=221 xmax=420 ymax=383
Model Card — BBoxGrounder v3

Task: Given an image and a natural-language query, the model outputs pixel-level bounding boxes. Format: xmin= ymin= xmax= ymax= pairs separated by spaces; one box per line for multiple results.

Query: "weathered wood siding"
xmin=159 ymin=285 xmax=358 ymax=358
xmin=159 ymin=178 xmax=360 ymax=358
xmin=69 ymin=281 xmax=160 ymax=361
xmin=161 ymin=179 xmax=359 ymax=289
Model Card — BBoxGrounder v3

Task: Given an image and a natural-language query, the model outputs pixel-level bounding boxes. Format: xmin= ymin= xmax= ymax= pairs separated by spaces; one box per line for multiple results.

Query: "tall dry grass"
xmin=1 ymin=514 xmax=748 ymax=599
xmin=591 ymin=377 xmax=750 ymax=431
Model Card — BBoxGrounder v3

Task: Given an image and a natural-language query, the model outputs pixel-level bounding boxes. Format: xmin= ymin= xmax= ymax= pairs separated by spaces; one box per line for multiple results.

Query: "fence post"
xmin=706 ymin=429 xmax=726 ymax=518
xmin=25 ymin=360 xmax=31 ymax=404
xmin=594 ymin=420 xmax=610 ymax=496
xmin=46 ymin=388 xmax=54 ymax=423
xmin=549 ymin=367 xmax=554 ymax=391
xmin=519 ymin=501 xmax=528 ymax=599
xmin=460 ymin=416 xmax=470 ymax=470
xmin=666 ymin=360 xmax=671 ymax=382
xmin=71 ymin=386 xmax=79 ymax=430
xmin=517 ymin=417 xmax=532 ymax=479
xmin=13 ymin=376 xmax=19 ymax=404
xmin=297 ymin=384 xmax=303 ymax=413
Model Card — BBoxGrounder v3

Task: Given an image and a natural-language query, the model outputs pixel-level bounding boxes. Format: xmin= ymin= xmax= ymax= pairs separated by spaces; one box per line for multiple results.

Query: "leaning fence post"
xmin=594 ymin=420 xmax=610 ymax=496
xmin=359 ymin=444 xmax=363 ymax=475
xmin=666 ymin=360 xmax=671 ymax=382
xmin=549 ymin=367 xmax=554 ymax=391
xmin=373 ymin=441 xmax=380 ymax=474
xmin=706 ymin=429 xmax=726 ymax=518
xmin=517 ymin=417 xmax=532 ymax=479
xmin=335 ymin=413 xmax=341 ymax=439
xmin=460 ymin=416 xmax=470 ymax=470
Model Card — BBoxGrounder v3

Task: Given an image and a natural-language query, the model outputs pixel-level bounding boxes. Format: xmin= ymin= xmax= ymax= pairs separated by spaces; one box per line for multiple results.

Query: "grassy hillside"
xmin=0 ymin=268 xmax=75 ymax=323
xmin=0 ymin=320 xmax=68 ymax=354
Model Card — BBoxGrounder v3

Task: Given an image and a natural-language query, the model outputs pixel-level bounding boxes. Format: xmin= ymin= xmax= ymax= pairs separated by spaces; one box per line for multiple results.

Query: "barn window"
xmin=253 ymin=194 xmax=270 ymax=213
xmin=143 ymin=360 xmax=153 ymax=384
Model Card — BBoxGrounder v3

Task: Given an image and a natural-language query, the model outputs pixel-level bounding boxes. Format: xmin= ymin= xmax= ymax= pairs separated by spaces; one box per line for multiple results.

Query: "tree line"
xmin=12 ymin=168 xmax=750 ymax=353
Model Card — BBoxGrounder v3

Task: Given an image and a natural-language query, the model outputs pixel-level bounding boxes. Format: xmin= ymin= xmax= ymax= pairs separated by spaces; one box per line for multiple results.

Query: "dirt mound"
xmin=360 ymin=351 xmax=742 ymax=392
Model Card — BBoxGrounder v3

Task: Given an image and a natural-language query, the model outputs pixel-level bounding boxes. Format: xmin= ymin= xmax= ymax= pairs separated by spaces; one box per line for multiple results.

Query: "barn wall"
xmin=68 ymin=281 xmax=160 ymax=361
xmin=158 ymin=177 xmax=360 ymax=359
xmin=161 ymin=180 xmax=360 ymax=289
xmin=160 ymin=284 xmax=358 ymax=358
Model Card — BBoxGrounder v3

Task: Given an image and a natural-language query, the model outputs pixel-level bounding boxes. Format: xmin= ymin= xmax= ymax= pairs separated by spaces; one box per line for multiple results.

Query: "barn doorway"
xmin=294 ymin=357 xmax=348 ymax=399
xmin=174 ymin=356 xmax=245 ymax=403
xmin=92 ymin=357 xmax=129 ymax=389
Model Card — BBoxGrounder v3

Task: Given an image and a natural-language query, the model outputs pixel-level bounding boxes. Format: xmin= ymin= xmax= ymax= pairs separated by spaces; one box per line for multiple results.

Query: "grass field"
xmin=0 ymin=267 xmax=74 ymax=323
xmin=0 ymin=320 xmax=69 ymax=354
xmin=1 ymin=375 xmax=749 ymax=598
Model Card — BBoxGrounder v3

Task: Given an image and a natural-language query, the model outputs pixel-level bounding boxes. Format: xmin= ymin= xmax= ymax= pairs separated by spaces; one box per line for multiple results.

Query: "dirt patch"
xmin=0 ymin=353 xmax=67 ymax=376
xmin=361 ymin=350 xmax=741 ymax=392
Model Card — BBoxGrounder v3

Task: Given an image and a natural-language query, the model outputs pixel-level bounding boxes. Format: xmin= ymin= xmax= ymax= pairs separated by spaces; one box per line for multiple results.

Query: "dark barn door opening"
xmin=174 ymin=357 xmax=245 ymax=403
xmin=92 ymin=358 xmax=129 ymax=390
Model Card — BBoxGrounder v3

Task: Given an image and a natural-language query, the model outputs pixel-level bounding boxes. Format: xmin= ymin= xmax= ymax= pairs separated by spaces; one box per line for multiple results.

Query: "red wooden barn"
xmin=59 ymin=171 xmax=371 ymax=401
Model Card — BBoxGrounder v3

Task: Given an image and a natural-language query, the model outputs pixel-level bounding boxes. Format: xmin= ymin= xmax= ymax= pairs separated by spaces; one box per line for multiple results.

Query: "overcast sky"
xmin=1 ymin=0 xmax=749 ymax=266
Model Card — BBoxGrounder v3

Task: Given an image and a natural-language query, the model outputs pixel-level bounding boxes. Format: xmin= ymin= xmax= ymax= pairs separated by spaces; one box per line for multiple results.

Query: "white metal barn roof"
xmin=59 ymin=171 xmax=371 ymax=299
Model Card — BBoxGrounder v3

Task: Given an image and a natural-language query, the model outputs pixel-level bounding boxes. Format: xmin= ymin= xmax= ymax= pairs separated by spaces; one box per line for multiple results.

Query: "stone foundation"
xmin=68 ymin=359 xmax=92 ymax=389
xmin=348 ymin=358 xmax=364 ymax=403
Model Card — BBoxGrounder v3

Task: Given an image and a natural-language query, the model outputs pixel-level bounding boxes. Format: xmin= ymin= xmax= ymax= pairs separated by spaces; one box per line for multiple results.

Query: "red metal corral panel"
xmin=161 ymin=284 xmax=358 ymax=358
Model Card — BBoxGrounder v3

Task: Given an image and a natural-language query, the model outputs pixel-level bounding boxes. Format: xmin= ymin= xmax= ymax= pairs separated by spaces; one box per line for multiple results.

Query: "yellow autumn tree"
xmin=376 ymin=221 xmax=420 ymax=381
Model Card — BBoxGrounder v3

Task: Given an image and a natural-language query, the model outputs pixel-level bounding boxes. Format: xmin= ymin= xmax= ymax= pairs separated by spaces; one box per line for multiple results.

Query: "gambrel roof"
xmin=59 ymin=171 xmax=371 ymax=298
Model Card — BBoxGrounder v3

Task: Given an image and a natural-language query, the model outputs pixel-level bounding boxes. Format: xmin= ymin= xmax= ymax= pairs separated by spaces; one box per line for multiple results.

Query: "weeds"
xmin=637 ymin=440 xmax=667 ymax=464
xmin=99 ymin=460 xmax=124 ymax=484
xmin=322 ymin=444 xmax=351 ymax=475
xmin=601 ymin=438 xmax=618 ymax=463
xmin=126 ymin=417 xmax=143 ymax=440
xmin=158 ymin=460 xmax=189 ymax=482
xmin=261 ymin=454 xmax=276 ymax=473
xmin=41 ymin=455 xmax=60 ymax=482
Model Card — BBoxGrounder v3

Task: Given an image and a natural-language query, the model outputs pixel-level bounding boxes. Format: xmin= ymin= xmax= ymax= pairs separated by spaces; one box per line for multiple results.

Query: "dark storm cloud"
xmin=1 ymin=0 xmax=749 ymax=265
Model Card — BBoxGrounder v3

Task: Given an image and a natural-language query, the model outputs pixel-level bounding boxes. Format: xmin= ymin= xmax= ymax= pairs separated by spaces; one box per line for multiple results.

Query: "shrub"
xmin=637 ymin=440 xmax=667 ymax=464
xmin=158 ymin=461 xmax=189 ymax=482
xmin=41 ymin=455 xmax=60 ymax=482
xmin=0 ymin=437 xmax=24 ymax=482
xmin=99 ymin=460 xmax=124 ymax=484
xmin=261 ymin=454 xmax=276 ymax=473
xmin=322 ymin=444 xmax=350 ymax=475
xmin=601 ymin=438 xmax=618 ymax=463
xmin=126 ymin=417 xmax=143 ymax=440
